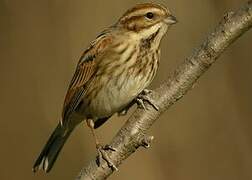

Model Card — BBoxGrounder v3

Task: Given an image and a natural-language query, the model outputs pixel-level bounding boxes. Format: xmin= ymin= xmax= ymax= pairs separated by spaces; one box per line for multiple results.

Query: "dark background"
xmin=1 ymin=0 xmax=252 ymax=179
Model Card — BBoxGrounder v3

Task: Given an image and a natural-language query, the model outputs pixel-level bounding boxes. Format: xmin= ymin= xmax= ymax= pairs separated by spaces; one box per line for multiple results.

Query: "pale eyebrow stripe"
xmin=122 ymin=8 xmax=162 ymax=20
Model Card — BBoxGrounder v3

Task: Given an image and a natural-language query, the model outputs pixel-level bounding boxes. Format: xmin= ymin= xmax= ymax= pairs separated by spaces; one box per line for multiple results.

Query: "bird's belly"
xmin=86 ymin=72 xmax=148 ymax=118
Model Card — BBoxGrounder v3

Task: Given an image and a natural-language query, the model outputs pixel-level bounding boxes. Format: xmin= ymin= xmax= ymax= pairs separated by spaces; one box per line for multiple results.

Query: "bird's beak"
xmin=164 ymin=15 xmax=178 ymax=25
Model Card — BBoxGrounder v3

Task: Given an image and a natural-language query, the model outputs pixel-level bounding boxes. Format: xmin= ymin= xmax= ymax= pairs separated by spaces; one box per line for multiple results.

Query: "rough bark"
xmin=76 ymin=1 xmax=252 ymax=179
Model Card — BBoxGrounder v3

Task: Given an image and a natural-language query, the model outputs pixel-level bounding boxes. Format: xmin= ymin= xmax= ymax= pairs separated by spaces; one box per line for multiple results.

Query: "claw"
xmin=136 ymin=98 xmax=147 ymax=110
xmin=142 ymin=89 xmax=153 ymax=95
xmin=136 ymin=89 xmax=159 ymax=111
xmin=103 ymin=144 xmax=116 ymax=151
xmin=96 ymin=144 xmax=118 ymax=171
xmin=141 ymin=136 xmax=154 ymax=148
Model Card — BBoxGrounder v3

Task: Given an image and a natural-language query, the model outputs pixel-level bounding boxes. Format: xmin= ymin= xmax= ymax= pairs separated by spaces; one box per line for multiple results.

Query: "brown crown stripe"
xmin=122 ymin=3 xmax=167 ymax=17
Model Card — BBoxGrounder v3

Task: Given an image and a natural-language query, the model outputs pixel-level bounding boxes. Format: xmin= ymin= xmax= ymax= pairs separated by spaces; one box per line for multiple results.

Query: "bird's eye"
xmin=145 ymin=12 xmax=154 ymax=19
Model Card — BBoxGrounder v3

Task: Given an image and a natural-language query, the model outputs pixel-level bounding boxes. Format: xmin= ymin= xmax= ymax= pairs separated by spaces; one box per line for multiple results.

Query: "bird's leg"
xmin=86 ymin=119 xmax=118 ymax=171
xmin=86 ymin=119 xmax=100 ymax=146
xmin=136 ymin=89 xmax=159 ymax=111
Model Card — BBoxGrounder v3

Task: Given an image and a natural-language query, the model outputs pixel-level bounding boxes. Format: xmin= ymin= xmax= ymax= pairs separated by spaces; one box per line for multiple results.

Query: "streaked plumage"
xmin=33 ymin=3 xmax=177 ymax=173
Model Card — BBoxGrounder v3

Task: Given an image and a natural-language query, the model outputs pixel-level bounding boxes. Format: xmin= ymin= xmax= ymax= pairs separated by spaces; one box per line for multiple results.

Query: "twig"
xmin=76 ymin=1 xmax=252 ymax=179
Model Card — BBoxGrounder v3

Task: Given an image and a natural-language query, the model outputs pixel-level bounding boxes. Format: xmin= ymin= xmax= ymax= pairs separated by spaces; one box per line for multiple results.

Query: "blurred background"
xmin=1 ymin=0 xmax=252 ymax=179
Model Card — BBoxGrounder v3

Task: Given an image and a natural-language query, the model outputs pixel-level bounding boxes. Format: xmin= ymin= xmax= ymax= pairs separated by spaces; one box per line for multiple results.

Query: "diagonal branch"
xmin=76 ymin=1 xmax=252 ymax=180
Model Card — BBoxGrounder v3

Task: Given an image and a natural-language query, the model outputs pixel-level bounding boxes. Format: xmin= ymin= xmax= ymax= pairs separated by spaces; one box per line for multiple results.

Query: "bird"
xmin=33 ymin=2 xmax=177 ymax=173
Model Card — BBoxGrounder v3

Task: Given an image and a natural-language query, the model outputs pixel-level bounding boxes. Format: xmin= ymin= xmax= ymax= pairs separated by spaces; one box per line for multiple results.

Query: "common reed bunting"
xmin=33 ymin=2 xmax=177 ymax=172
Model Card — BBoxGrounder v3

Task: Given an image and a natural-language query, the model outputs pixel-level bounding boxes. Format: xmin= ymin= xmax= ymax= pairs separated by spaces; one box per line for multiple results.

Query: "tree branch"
xmin=76 ymin=1 xmax=252 ymax=179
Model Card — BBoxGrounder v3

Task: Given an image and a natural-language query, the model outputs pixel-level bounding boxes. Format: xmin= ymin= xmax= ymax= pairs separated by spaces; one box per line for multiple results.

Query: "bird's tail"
xmin=32 ymin=123 xmax=72 ymax=173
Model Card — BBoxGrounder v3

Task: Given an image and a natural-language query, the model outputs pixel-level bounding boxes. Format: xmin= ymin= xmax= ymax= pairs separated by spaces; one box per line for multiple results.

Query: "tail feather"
xmin=33 ymin=124 xmax=72 ymax=173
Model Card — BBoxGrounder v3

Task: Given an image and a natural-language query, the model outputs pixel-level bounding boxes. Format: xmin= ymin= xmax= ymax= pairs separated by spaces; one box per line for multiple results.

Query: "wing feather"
xmin=61 ymin=31 xmax=114 ymax=124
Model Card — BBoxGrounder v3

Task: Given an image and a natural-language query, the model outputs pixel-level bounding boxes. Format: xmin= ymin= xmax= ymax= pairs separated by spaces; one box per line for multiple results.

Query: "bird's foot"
xmin=136 ymin=89 xmax=159 ymax=111
xmin=96 ymin=144 xmax=118 ymax=171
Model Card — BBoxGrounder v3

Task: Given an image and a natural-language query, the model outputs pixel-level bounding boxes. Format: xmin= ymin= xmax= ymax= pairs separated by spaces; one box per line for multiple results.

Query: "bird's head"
xmin=117 ymin=3 xmax=177 ymax=39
